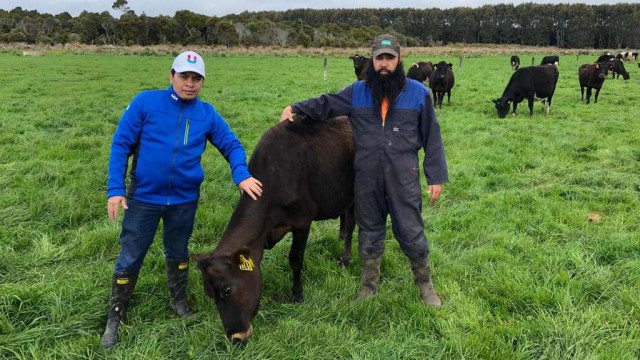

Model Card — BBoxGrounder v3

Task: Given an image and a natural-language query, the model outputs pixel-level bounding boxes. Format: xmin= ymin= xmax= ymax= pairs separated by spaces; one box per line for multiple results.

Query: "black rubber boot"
xmin=410 ymin=259 xmax=442 ymax=308
xmin=356 ymin=257 xmax=382 ymax=300
xmin=101 ymin=272 xmax=138 ymax=348
xmin=166 ymin=259 xmax=192 ymax=317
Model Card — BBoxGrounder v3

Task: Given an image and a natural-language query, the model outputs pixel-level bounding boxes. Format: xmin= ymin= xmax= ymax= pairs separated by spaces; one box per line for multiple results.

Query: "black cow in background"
xmin=540 ymin=55 xmax=560 ymax=66
xmin=579 ymin=61 xmax=610 ymax=104
xmin=429 ymin=61 xmax=455 ymax=108
xmin=492 ymin=65 xmax=559 ymax=118
xmin=597 ymin=54 xmax=615 ymax=63
xmin=406 ymin=61 xmax=433 ymax=83
xmin=511 ymin=55 xmax=520 ymax=70
xmin=348 ymin=54 xmax=371 ymax=80
xmin=192 ymin=116 xmax=356 ymax=342
xmin=609 ymin=58 xmax=630 ymax=80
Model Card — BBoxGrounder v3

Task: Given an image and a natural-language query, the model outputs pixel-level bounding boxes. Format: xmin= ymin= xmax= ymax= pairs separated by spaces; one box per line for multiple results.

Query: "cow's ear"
xmin=191 ymin=252 xmax=213 ymax=262
xmin=491 ymin=99 xmax=499 ymax=104
xmin=447 ymin=63 xmax=453 ymax=68
xmin=231 ymin=247 xmax=256 ymax=272
xmin=595 ymin=64 xmax=600 ymax=69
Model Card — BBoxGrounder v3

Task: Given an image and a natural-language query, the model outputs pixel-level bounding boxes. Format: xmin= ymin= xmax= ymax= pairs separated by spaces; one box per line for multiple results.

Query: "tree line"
xmin=1 ymin=3 xmax=639 ymax=49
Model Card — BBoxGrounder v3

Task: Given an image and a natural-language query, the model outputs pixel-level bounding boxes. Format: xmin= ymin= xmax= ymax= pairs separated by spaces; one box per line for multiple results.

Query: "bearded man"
xmin=279 ymin=34 xmax=448 ymax=307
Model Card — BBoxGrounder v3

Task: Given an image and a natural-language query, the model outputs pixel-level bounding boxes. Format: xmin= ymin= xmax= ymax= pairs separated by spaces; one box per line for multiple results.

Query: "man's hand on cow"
xmin=239 ymin=177 xmax=263 ymax=200
xmin=107 ymin=196 xmax=128 ymax=220
xmin=279 ymin=106 xmax=295 ymax=122
xmin=427 ymin=184 xmax=443 ymax=204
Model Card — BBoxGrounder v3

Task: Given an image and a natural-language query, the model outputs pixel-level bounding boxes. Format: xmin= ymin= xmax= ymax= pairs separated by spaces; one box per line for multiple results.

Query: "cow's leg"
xmin=289 ymin=226 xmax=310 ymax=302
xmin=447 ymin=90 xmax=451 ymax=103
xmin=586 ymin=87 xmax=592 ymax=104
xmin=512 ymin=101 xmax=518 ymax=116
xmin=338 ymin=205 xmax=355 ymax=267
xmin=594 ymin=88 xmax=600 ymax=103
xmin=527 ymin=97 xmax=534 ymax=115
xmin=580 ymin=86 xmax=584 ymax=100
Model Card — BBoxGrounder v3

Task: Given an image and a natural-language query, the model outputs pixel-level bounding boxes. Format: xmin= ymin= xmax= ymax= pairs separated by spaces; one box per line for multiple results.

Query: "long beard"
xmin=366 ymin=62 xmax=406 ymax=105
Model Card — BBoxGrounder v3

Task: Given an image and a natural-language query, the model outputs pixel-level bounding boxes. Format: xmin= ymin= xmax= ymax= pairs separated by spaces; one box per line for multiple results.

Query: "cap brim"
xmin=172 ymin=66 xmax=205 ymax=77
xmin=372 ymin=49 xmax=399 ymax=58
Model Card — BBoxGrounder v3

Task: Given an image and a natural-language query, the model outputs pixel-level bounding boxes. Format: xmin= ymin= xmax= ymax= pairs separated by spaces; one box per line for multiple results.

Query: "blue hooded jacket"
xmin=107 ymin=86 xmax=251 ymax=205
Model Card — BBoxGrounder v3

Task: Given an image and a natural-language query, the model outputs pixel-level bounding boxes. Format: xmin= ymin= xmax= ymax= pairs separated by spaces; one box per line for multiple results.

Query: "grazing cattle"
xmin=428 ymin=61 xmax=455 ymax=108
xmin=192 ymin=116 xmax=355 ymax=342
xmin=579 ymin=62 xmax=609 ymax=104
xmin=616 ymin=51 xmax=635 ymax=61
xmin=348 ymin=54 xmax=371 ymax=80
xmin=406 ymin=61 xmax=433 ymax=83
xmin=608 ymin=58 xmax=630 ymax=80
xmin=510 ymin=55 xmax=520 ymax=70
xmin=540 ymin=55 xmax=560 ymax=66
xmin=492 ymin=65 xmax=559 ymax=118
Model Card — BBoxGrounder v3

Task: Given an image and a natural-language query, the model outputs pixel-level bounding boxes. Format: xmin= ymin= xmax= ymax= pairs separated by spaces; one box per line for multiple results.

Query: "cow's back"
xmin=503 ymin=66 xmax=557 ymax=98
xmin=532 ymin=66 xmax=559 ymax=97
xmin=248 ymin=116 xmax=355 ymax=221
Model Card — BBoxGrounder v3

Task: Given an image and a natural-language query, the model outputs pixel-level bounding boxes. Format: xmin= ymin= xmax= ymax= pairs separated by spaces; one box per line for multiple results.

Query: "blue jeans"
xmin=114 ymin=199 xmax=198 ymax=274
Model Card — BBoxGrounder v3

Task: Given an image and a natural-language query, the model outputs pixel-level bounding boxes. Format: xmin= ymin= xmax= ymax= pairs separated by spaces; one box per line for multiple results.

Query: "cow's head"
xmin=595 ymin=62 xmax=609 ymax=79
xmin=349 ymin=54 xmax=370 ymax=81
xmin=492 ymin=98 xmax=511 ymax=118
xmin=192 ymin=248 xmax=262 ymax=342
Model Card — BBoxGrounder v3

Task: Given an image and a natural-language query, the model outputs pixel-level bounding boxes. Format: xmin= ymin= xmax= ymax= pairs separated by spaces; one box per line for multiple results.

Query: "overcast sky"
xmin=1 ymin=0 xmax=630 ymax=17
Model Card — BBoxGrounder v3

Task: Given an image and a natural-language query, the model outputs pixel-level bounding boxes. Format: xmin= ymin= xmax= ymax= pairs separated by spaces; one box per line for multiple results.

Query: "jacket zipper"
xmin=183 ymin=119 xmax=190 ymax=145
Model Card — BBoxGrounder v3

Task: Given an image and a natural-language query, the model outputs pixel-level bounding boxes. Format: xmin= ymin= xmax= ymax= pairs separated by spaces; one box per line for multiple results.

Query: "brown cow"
xmin=406 ymin=61 xmax=433 ymax=83
xmin=192 ymin=116 xmax=355 ymax=342
xmin=579 ymin=62 xmax=609 ymax=104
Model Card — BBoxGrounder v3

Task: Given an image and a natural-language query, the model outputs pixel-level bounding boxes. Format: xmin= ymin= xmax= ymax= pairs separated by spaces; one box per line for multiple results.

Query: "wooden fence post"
xmin=323 ymin=57 xmax=327 ymax=81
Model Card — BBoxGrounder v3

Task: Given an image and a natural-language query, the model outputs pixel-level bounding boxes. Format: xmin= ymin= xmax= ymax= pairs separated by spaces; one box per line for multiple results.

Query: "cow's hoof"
xmin=291 ymin=292 xmax=304 ymax=303
xmin=337 ymin=256 xmax=351 ymax=268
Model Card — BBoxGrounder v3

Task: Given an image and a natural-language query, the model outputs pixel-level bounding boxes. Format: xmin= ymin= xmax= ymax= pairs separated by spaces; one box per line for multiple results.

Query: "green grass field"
xmin=1 ymin=49 xmax=639 ymax=359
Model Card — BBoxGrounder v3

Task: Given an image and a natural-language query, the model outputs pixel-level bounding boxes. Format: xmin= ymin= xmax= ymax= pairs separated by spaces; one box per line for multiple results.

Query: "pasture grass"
xmin=1 ymin=50 xmax=639 ymax=359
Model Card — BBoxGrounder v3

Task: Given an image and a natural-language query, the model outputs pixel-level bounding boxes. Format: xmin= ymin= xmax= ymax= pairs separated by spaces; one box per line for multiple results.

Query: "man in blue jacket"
xmin=102 ymin=50 xmax=263 ymax=348
xmin=280 ymin=34 xmax=447 ymax=308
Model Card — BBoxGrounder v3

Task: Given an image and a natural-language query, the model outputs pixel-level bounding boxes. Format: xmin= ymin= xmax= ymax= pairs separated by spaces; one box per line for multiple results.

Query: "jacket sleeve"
xmin=291 ymin=85 xmax=354 ymax=120
xmin=419 ymin=92 xmax=449 ymax=185
xmin=107 ymin=93 xmax=145 ymax=198
xmin=208 ymin=109 xmax=251 ymax=186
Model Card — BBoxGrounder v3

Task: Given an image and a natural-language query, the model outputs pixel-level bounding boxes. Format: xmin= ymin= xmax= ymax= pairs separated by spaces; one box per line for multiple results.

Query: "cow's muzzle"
xmin=230 ymin=324 xmax=253 ymax=343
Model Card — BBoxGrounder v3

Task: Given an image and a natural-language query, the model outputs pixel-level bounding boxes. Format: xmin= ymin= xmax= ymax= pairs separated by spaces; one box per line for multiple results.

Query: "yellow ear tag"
xmin=178 ymin=263 xmax=188 ymax=270
xmin=116 ymin=278 xmax=129 ymax=285
xmin=239 ymin=255 xmax=254 ymax=271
